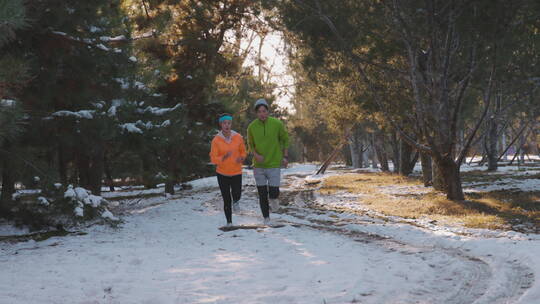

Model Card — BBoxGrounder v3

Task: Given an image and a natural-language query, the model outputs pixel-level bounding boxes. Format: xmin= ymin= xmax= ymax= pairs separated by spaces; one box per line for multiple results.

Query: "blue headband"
xmin=219 ymin=115 xmax=232 ymax=122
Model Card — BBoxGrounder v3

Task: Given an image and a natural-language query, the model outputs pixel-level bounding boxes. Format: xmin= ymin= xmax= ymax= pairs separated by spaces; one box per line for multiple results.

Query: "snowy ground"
xmin=1 ymin=163 xmax=539 ymax=303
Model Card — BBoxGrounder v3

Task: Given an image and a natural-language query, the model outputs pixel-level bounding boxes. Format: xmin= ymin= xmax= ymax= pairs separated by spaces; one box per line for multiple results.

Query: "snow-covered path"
xmin=1 ymin=165 xmax=538 ymax=303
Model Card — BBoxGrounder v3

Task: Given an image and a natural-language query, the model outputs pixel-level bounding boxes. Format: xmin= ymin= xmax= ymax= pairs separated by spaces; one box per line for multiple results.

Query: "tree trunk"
xmin=348 ymin=127 xmax=363 ymax=168
xmin=390 ymin=131 xmax=400 ymax=173
xmin=519 ymin=131 xmax=527 ymax=164
xmin=374 ymin=132 xmax=389 ymax=172
xmin=0 ymin=143 xmax=15 ymax=216
xmin=165 ymin=149 xmax=177 ymax=195
xmin=369 ymin=140 xmax=378 ymax=169
xmin=343 ymin=145 xmax=352 ymax=166
xmin=420 ymin=152 xmax=432 ymax=186
xmin=88 ymin=143 xmax=104 ymax=196
xmin=432 ymin=157 xmax=464 ymax=200
xmin=104 ymin=152 xmax=115 ymax=192
xmin=486 ymin=94 xmax=501 ymax=171
xmin=398 ymin=139 xmax=416 ymax=176
xmin=77 ymin=149 xmax=90 ymax=188
xmin=57 ymin=142 xmax=68 ymax=185
xmin=348 ymin=139 xmax=360 ymax=168
xmin=432 ymin=158 xmax=445 ymax=192
xmin=501 ymin=132 xmax=507 ymax=161
xmin=486 ymin=118 xmax=499 ymax=171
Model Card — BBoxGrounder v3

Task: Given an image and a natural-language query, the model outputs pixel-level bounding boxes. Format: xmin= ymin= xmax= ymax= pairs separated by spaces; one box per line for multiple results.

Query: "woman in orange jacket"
xmin=209 ymin=113 xmax=247 ymax=226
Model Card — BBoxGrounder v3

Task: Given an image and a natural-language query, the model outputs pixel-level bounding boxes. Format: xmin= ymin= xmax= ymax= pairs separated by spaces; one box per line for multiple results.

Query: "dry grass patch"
xmin=320 ymin=172 xmax=540 ymax=231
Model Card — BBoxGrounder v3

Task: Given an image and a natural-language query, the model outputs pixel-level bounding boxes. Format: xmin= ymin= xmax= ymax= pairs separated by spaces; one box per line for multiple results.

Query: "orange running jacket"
xmin=209 ymin=131 xmax=247 ymax=176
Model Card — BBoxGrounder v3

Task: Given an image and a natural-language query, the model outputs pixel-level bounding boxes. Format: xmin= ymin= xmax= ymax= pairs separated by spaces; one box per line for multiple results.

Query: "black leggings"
xmin=256 ymin=186 xmax=279 ymax=219
xmin=217 ymin=173 xmax=242 ymax=224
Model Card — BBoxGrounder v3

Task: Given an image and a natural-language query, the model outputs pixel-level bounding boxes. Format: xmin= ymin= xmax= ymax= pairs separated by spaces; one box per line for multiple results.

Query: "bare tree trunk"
xmin=88 ymin=143 xmax=104 ymax=196
xmin=501 ymin=132 xmax=507 ymax=161
xmin=369 ymin=141 xmax=378 ymax=169
xmin=398 ymin=139 xmax=416 ymax=176
xmin=486 ymin=119 xmax=499 ymax=171
xmin=432 ymin=158 xmax=445 ymax=192
xmin=0 ymin=142 xmax=15 ymax=215
xmin=432 ymin=157 xmax=464 ymax=200
xmin=390 ymin=131 xmax=400 ymax=173
xmin=519 ymin=132 xmax=527 ymax=165
xmin=77 ymin=150 xmax=90 ymax=189
xmin=104 ymin=152 xmax=115 ymax=192
xmin=420 ymin=152 xmax=432 ymax=186
xmin=165 ymin=149 xmax=177 ymax=195
xmin=348 ymin=127 xmax=364 ymax=168
xmin=348 ymin=139 xmax=360 ymax=168
xmin=374 ymin=132 xmax=389 ymax=172
xmin=57 ymin=141 xmax=68 ymax=185
xmin=343 ymin=145 xmax=352 ymax=166
xmin=486 ymin=93 xmax=502 ymax=171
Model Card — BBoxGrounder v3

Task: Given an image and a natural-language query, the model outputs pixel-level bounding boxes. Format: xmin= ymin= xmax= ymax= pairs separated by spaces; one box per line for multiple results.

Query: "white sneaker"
xmin=269 ymin=199 xmax=280 ymax=212
xmin=225 ymin=222 xmax=233 ymax=227
xmin=263 ymin=217 xmax=272 ymax=226
xmin=232 ymin=201 xmax=240 ymax=213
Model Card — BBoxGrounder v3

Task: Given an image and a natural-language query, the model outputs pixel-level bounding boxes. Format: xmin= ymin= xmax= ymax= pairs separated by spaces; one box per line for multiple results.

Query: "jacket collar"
xmin=217 ymin=130 xmax=238 ymax=143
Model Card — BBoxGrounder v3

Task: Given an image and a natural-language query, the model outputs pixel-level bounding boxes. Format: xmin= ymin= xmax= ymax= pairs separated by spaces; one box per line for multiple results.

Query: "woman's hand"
xmin=222 ymin=151 xmax=232 ymax=161
xmin=254 ymin=153 xmax=264 ymax=163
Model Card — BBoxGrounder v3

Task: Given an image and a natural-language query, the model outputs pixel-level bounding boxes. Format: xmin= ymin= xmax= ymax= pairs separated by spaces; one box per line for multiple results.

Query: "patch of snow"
xmin=52 ymin=110 xmax=94 ymax=120
xmin=100 ymin=35 xmax=126 ymax=42
xmin=89 ymin=26 xmax=102 ymax=33
xmin=107 ymin=106 xmax=117 ymax=117
xmin=83 ymin=195 xmax=103 ymax=208
xmin=96 ymin=43 xmax=110 ymax=51
xmin=74 ymin=206 xmax=84 ymax=217
xmin=101 ymin=208 xmax=117 ymax=220
xmin=0 ymin=221 xmax=29 ymax=236
xmin=64 ymin=186 xmax=76 ymax=199
xmin=119 ymin=123 xmax=143 ymax=134
xmin=37 ymin=197 xmax=49 ymax=206
xmin=143 ymin=104 xmax=181 ymax=116
xmin=0 ymin=99 xmax=16 ymax=107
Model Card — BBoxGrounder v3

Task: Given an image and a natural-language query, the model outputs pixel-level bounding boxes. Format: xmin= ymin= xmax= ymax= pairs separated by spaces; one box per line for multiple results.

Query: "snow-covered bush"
xmin=10 ymin=183 xmax=120 ymax=230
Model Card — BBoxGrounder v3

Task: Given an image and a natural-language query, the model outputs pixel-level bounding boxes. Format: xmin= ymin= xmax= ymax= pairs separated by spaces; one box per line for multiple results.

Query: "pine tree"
xmin=0 ymin=0 xmax=29 ymax=212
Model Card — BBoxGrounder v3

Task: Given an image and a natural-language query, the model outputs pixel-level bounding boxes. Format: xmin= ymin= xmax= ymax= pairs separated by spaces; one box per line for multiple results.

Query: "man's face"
xmin=256 ymin=106 xmax=269 ymax=121
xmin=220 ymin=119 xmax=232 ymax=132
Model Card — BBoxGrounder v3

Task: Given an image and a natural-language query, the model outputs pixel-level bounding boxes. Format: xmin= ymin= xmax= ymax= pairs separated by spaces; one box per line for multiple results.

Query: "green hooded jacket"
xmin=247 ymin=117 xmax=289 ymax=168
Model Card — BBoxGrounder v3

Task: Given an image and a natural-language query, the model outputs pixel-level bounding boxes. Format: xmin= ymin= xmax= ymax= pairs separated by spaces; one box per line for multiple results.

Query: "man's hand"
xmin=254 ymin=153 xmax=264 ymax=163
xmin=282 ymin=157 xmax=289 ymax=168
xmin=222 ymin=151 xmax=232 ymax=161
xmin=236 ymin=156 xmax=245 ymax=164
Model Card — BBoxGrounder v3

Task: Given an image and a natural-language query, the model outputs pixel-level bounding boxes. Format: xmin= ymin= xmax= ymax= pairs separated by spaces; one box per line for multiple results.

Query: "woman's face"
xmin=256 ymin=106 xmax=269 ymax=121
xmin=220 ymin=119 xmax=232 ymax=132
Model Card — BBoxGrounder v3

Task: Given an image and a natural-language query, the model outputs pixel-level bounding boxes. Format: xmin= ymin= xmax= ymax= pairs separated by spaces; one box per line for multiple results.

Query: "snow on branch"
xmin=52 ymin=110 xmax=95 ymax=119
xmin=141 ymin=104 xmax=182 ymax=116
xmin=119 ymin=123 xmax=143 ymax=134
xmin=0 ymin=99 xmax=17 ymax=107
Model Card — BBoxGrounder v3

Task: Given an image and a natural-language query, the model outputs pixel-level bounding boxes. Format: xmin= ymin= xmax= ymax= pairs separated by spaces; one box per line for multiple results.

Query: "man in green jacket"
xmin=247 ymin=98 xmax=289 ymax=224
